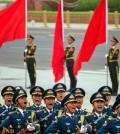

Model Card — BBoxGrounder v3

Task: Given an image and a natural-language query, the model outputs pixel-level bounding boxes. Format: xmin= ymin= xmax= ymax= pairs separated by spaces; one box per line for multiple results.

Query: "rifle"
xmin=18 ymin=113 xmax=53 ymax=134
xmin=75 ymin=113 xmax=107 ymax=134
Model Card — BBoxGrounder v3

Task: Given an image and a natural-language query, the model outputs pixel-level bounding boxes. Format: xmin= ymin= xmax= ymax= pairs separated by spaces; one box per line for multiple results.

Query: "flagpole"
xmin=61 ymin=0 xmax=66 ymax=85
xmin=25 ymin=0 xmax=28 ymax=88
xmin=105 ymin=0 xmax=108 ymax=86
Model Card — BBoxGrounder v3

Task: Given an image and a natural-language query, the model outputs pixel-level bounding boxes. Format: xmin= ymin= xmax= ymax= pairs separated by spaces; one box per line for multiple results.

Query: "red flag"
xmin=51 ymin=0 xmax=64 ymax=82
xmin=74 ymin=0 xmax=106 ymax=75
xmin=0 ymin=0 xmax=26 ymax=48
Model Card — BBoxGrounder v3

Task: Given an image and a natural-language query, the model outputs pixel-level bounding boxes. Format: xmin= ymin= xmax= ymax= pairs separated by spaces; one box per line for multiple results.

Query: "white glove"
xmin=105 ymin=54 xmax=108 ymax=58
xmin=27 ymin=124 xmax=35 ymax=131
xmin=24 ymin=48 xmax=27 ymax=52
xmin=80 ymin=125 xmax=87 ymax=133
xmin=24 ymin=62 xmax=26 ymax=67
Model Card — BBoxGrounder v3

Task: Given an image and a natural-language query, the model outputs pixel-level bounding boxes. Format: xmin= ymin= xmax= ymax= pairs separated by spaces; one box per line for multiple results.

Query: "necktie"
xmin=99 ymin=115 xmax=101 ymax=118
xmin=37 ymin=107 xmax=40 ymax=110
xmin=7 ymin=107 xmax=10 ymax=112
xmin=23 ymin=111 xmax=27 ymax=122
xmin=49 ymin=110 xmax=53 ymax=114
xmin=23 ymin=111 xmax=27 ymax=117
xmin=71 ymin=115 xmax=74 ymax=119
xmin=78 ymin=110 xmax=81 ymax=114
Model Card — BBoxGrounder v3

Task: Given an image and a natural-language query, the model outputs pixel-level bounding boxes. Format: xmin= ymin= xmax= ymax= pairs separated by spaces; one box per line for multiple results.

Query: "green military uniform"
xmin=107 ymin=36 xmax=119 ymax=96
xmin=65 ymin=35 xmax=77 ymax=91
xmin=24 ymin=35 xmax=36 ymax=88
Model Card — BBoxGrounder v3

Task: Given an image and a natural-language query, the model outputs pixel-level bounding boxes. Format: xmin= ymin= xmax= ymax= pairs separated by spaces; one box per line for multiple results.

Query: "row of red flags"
xmin=0 ymin=0 xmax=106 ymax=82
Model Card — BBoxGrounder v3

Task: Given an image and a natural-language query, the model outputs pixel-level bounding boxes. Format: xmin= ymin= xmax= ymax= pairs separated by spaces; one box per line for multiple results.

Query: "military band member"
xmin=53 ymin=83 xmax=66 ymax=111
xmin=107 ymin=36 xmax=119 ymax=96
xmin=45 ymin=93 xmax=91 ymax=134
xmin=71 ymin=87 xmax=88 ymax=116
xmin=98 ymin=86 xmax=116 ymax=117
xmin=96 ymin=98 xmax=120 ymax=134
xmin=85 ymin=92 xmax=108 ymax=134
xmin=65 ymin=35 xmax=77 ymax=91
xmin=27 ymin=86 xmax=45 ymax=111
xmin=0 ymin=88 xmax=40 ymax=133
xmin=24 ymin=35 xmax=37 ymax=88
xmin=36 ymin=89 xmax=62 ymax=134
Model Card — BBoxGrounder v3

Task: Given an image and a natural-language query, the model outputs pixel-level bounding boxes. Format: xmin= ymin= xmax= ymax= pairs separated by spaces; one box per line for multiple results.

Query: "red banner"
xmin=51 ymin=0 xmax=64 ymax=82
xmin=0 ymin=0 xmax=26 ymax=48
xmin=74 ymin=0 xmax=106 ymax=75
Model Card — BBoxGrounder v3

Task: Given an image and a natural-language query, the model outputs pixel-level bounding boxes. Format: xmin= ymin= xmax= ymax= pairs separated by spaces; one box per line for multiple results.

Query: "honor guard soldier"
xmin=0 ymin=88 xmax=40 ymax=134
xmin=107 ymin=36 xmax=119 ymax=96
xmin=45 ymin=93 xmax=91 ymax=134
xmin=27 ymin=86 xmax=45 ymax=111
xmin=85 ymin=92 xmax=108 ymax=134
xmin=0 ymin=86 xmax=16 ymax=134
xmin=53 ymin=83 xmax=66 ymax=111
xmin=36 ymin=89 xmax=63 ymax=134
xmin=71 ymin=88 xmax=88 ymax=116
xmin=0 ymin=86 xmax=16 ymax=124
xmin=65 ymin=35 xmax=77 ymax=91
xmin=96 ymin=98 xmax=120 ymax=134
xmin=98 ymin=86 xmax=116 ymax=117
xmin=24 ymin=35 xmax=36 ymax=89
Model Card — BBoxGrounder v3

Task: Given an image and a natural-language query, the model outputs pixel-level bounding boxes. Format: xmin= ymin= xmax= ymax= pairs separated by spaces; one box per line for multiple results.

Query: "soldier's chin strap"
xmin=66 ymin=105 xmax=73 ymax=115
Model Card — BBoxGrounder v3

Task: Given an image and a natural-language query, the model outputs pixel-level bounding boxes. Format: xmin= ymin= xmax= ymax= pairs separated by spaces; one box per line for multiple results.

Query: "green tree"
xmin=74 ymin=0 xmax=120 ymax=12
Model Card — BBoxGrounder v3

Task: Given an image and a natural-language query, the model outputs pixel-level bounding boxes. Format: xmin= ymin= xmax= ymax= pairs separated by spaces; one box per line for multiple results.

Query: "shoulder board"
xmin=108 ymin=105 xmax=112 ymax=108
xmin=41 ymin=106 xmax=45 ymax=108
xmin=36 ymin=109 xmax=45 ymax=112
xmin=71 ymin=44 xmax=74 ymax=47
xmin=26 ymin=106 xmax=32 ymax=109
xmin=32 ymin=44 xmax=36 ymax=47
xmin=26 ymin=109 xmax=33 ymax=112
xmin=61 ymin=114 xmax=66 ymax=117
xmin=55 ymin=101 xmax=59 ymax=105
xmin=108 ymin=116 xmax=114 ymax=120
xmin=1 ymin=106 xmax=6 ymax=109
xmin=112 ymin=112 xmax=117 ymax=114
xmin=9 ymin=111 xmax=16 ymax=115
xmin=86 ymin=112 xmax=92 ymax=116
